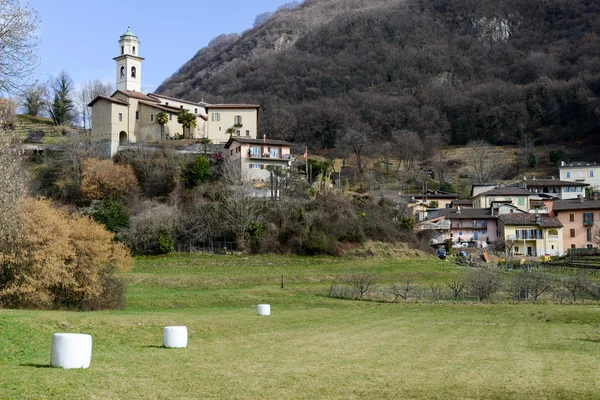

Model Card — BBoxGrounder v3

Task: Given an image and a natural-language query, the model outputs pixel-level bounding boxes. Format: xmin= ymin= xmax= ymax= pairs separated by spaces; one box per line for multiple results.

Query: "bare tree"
xmin=468 ymin=269 xmax=502 ymax=301
xmin=0 ymin=1 xmax=40 ymax=95
xmin=392 ymin=129 xmax=423 ymax=172
xmin=465 ymin=140 xmax=508 ymax=183
xmin=0 ymin=129 xmax=26 ymax=247
xmin=339 ymin=122 xmax=370 ymax=174
xmin=348 ymin=273 xmax=378 ymax=300
xmin=390 ymin=281 xmax=412 ymax=303
xmin=447 ymin=278 xmax=466 ymax=301
xmin=76 ymin=79 xmax=113 ymax=130
xmin=22 ymin=84 xmax=46 ymax=116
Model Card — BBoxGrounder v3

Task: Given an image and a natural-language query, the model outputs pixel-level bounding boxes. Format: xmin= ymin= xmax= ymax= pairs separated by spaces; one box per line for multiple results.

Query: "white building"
xmin=559 ymin=161 xmax=600 ymax=190
xmin=89 ymin=28 xmax=260 ymax=157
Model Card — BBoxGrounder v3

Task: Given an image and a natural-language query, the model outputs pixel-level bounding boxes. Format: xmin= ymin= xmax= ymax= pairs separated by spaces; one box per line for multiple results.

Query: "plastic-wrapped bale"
xmin=50 ymin=333 xmax=92 ymax=369
xmin=162 ymin=326 xmax=188 ymax=348
xmin=257 ymin=304 xmax=271 ymax=316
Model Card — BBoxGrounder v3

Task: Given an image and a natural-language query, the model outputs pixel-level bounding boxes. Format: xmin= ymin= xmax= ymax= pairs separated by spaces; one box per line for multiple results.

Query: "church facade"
xmin=89 ymin=28 xmax=260 ymax=157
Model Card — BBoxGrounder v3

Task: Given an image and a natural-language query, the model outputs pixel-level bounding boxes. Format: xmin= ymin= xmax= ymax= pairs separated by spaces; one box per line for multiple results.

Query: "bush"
xmin=83 ymin=199 xmax=130 ymax=233
xmin=181 ymin=156 xmax=212 ymax=189
xmin=81 ymin=158 xmax=139 ymax=201
xmin=118 ymin=202 xmax=179 ymax=254
xmin=156 ymin=229 xmax=175 ymax=254
xmin=0 ymin=198 xmax=132 ymax=310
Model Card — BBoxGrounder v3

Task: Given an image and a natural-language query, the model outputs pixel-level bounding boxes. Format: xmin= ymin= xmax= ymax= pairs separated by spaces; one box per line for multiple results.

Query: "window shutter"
xmin=260 ymin=164 xmax=264 ymax=170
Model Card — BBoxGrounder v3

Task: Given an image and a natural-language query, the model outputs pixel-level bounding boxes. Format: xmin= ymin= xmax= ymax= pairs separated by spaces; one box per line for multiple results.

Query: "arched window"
xmin=133 ymin=46 xmax=136 ymax=55
xmin=120 ymin=66 xmax=125 ymax=78
xmin=131 ymin=66 xmax=136 ymax=78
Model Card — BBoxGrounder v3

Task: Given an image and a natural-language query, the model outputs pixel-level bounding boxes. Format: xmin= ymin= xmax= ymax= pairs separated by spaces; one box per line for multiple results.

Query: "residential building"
xmin=552 ymin=197 xmax=600 ymax=251
xmin=497 ymin=213 xmax=563 ymax=256
xmin=518 ymin=177 xmax=588 ymax=200
xmin=405 ymin=190 xmax=459 ymax=221
xmin=437 ymin=207 xmax=499 ymax=244
xmin=89 ymin=28 xmax=259 ymax=157
xmin=224 ymin=137 xmax=291 ymax=181
xmin=472 ymin=186 xmax=532 ymax=209
xmin=559 ymin=161 xmax=600 ymax=190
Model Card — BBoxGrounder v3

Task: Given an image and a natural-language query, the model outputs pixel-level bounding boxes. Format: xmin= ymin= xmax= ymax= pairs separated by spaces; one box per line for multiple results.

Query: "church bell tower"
xmin=114 ymin=27 xmax=143 ymax=92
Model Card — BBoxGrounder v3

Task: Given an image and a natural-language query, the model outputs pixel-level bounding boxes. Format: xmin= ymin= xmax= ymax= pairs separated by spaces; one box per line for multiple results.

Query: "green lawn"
xmin=0 ymin=254 xmax=599 ymax=399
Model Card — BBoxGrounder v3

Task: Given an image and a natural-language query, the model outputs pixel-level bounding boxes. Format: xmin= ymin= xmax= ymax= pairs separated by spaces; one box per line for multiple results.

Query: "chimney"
xmin=578 ymin=195 xmax=584 ymax=203
xmin=594 ymin=192 xmax=599 ymax=201
xmin=535 ymin=209 xmax=541 ymax=225
xmin=263 ymin=134 xmax=266 ymax=143
xmin=457 ymin=206 xmax=461 ymax=214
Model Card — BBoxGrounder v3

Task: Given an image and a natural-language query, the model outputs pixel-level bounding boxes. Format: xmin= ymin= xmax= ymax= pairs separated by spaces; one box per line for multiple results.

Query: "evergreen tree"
xmin=47 ymin=71 xmax=75 ymax=126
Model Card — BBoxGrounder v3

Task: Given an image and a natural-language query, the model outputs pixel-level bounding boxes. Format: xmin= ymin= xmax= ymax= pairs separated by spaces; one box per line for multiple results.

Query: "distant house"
xmin=497 ymin=213 xmax=563 ymax=256
xmin=224 ymin=136 xmax=292 ymax=181
xmin=518 ymin=177 xmax=588 ymax=200
xmin=472 ymin=186 xmax=533 ymax=209
xmin=437 ymin=207 xmax=499 ymax=244
xmin=559 ymin=161 xmax=600 ymax=190
xmin=552 ymin=197 xmax=600 ymax=251
xmin=405 ymin=190 xmax=459 ymax=221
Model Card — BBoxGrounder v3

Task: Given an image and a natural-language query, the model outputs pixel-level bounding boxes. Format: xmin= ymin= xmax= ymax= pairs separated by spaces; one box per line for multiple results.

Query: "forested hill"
xmin=156 ymin=0 xmax=600 ymax=153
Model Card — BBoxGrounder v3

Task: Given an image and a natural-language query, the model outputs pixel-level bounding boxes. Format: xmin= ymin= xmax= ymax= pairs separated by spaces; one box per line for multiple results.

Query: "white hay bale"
xmin=50 ymin=333 xmax=92 ymax=369
xmin=257 ymin=304 xmax=271 ymax=316
xmin=162 ymin=326 xmax=188 ymax=348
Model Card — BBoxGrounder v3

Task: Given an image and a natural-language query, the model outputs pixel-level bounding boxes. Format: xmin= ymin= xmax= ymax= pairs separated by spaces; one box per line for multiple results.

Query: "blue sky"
xmin=27 ymin=0 xmax=292 ymax=92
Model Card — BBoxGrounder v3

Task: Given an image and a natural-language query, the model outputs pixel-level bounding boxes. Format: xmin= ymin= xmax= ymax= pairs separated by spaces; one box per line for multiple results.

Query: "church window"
xmin=180 ymin=105 xmax=183 ymax=109
xmin=131 ymin=66 xmax=137 ymax=78
xmin=121 ymin=46 xmax=124 ymax=55
xmin=151 ymin=114 xmax=154 ymax=122
xmin=133 ymin=46 xmax=136 ymax=55
xmin=118 ymin=113 xmax=123 ymax=121
xmin=135 ymin=111 xmax=139 ymax=120
xmin=169 ymin=114 xmax=172 ymax=121
xmin=120 ymin=66 xmax=125 ymax=78
xmin=194 ymin=108 xmax=198 ymax=114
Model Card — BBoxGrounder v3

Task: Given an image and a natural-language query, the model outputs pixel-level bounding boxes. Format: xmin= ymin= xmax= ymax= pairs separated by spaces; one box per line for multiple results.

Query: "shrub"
xmin=83 ymin=199 xmax=130 ymax=233
xmin=81 ymin=158 xmax=139 ymax=201
xmin=0 ymin=198 xmax=132 ymax=310
xmin=118 ymin=202 xmax=179 ymax=254
xmin=156 ymin=229 xmax=175 ymax=254
xmin=181 ymin=156 xmax=212 ymax=189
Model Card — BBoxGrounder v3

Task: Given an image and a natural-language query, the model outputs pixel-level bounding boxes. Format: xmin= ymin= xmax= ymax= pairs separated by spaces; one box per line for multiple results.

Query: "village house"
xmin=472 ymin=186 xmax=533 ymax=209
xmin=436 ymin=207 xmax=498 ymax=244
xmin=551 ymin=197 xmax=600 ymax=251
xmin=559 ymin=161 xmax=600 ymax=190
xmin=497 ymin=212 xmax=563 ymax=256
xmin=518 ymin=177 xmax=589 ymax=200
xmin=224 ymin=136 xmax=292 ymax=181
xmin=89 ymin=28 xmax=259 ymax=157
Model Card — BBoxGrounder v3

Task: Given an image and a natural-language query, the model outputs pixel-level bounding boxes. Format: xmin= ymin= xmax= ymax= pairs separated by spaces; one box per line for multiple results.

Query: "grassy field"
xmin=1 ymin=254 xmax=599 ymax=399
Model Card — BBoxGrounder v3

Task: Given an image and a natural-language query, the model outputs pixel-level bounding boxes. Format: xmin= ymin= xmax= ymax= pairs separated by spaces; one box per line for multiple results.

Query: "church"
xmin=89 ymin=28 xmax=260 ymax=157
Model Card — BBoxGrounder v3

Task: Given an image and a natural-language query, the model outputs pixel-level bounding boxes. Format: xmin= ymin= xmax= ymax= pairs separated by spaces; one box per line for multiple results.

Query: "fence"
xmin=176 ymin=241 xmax=238 ymax=253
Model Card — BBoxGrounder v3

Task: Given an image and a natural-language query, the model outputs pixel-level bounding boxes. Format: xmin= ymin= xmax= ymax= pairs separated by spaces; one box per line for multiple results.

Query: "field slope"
xmin=0 ymin=254 xmax=598 ymax=399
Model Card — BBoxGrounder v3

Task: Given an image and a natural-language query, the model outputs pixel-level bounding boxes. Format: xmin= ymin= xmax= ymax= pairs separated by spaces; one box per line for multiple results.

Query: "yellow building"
xmin=89 ymin=28 xmax=259 ymax=157
xmin=497 ymin=213 xmax=564 ymax=256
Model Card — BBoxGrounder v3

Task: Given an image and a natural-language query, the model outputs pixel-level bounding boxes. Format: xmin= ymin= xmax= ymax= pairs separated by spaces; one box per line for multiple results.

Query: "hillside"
xmin=157 ymin=0 xmax=600 ymax=157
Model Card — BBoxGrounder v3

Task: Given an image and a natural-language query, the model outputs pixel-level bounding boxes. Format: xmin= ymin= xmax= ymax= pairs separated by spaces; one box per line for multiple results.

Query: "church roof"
xmin=113 ymin=90 xmax=159 ymax=102
xmin=148 ymin=93 xmax=209 ymax=107
xmin=87 ymin=95 xmax=129 ymax=107
xmin=138 ymin=100 xmax=208 ymax=120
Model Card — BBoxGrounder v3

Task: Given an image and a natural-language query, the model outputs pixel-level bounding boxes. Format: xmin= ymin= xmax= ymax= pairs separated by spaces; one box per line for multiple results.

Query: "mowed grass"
xmin=0 ymin=254 xmax=599 ymax=399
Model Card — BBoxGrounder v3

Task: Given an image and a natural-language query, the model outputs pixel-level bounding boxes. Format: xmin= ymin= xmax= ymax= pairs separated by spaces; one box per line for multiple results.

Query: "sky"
xmin=27 ymin=0 xmax=293 ymax=93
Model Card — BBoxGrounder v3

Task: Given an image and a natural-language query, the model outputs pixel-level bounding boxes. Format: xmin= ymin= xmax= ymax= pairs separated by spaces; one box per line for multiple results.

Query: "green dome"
xmin=121 ymin=26 xmax=137 ymax=38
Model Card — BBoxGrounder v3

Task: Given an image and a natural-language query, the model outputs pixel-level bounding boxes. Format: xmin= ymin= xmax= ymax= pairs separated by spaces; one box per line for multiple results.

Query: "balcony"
xmin=247 ymin=151 xmax=291 ymax=161
xmin=547 ymin=235 xmax=560 ymax=241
